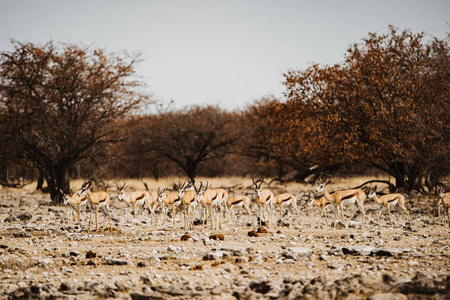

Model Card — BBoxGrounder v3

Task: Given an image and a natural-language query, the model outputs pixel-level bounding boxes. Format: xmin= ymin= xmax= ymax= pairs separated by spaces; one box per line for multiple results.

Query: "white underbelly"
xmin=231 ymin=202 xmax=244 ymax=209
xmin=211 ymin=199 xmax=222 ymax=208
xmin=341 ymin=197 xmax=358 ymax=206
xmin=135 ymin=199 xmax=145 ymax=207
xmin=80 ymin=200 xmax=88 ymax=209
xmin=388 ymin=200 xmax=398 ymax=208
xmin=98 ymin=201 xmax=108 ymax=211
xmin=281 ymin=200 xmax=293 ymax=208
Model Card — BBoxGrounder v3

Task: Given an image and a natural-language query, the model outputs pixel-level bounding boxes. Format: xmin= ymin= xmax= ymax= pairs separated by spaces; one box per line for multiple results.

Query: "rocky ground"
xmin=0 ymin=188 xmax=449 ymax=299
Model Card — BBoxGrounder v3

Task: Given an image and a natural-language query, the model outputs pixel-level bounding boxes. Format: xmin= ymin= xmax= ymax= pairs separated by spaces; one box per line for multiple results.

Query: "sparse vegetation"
xmin=0 ymin=175 xmax=448 ymax=299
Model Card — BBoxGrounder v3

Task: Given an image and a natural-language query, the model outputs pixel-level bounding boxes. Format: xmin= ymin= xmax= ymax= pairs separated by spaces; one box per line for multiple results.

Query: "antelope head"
xmin=367 ymin=186 xmax=378 ymax=199
xmin=116 ymin=182 xmax=128 ymax=201
xmin=157 ymin=187 xmax=166 ymax=203
xmin=316 ymin=178 xmax=331 ymax=193
xmin=177 ymin=179 xmax=187 ymax=199
xmin=195 ymin=181 xmax=205 ymax=202
xmin=60 ymin=189 xmax=70 ymax=206
xmin=252 ymin=177 xmax=263 ymax=197
xmin=78 ymin=179 xmax=93 ymax=197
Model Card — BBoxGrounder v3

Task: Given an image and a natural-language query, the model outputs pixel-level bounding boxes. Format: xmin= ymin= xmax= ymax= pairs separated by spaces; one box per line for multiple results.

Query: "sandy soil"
xmin=0 ymin=186 xmax=448 ymax=299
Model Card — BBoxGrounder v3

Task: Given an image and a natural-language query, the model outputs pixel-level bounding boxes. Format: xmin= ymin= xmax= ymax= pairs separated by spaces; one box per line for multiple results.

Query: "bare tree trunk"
xmin=0 ymin=162 xmax=8 ymax=184
xmin=45 ymin=165 xmax=70 ymax=205
xmin=36 ymin=172 xmax=45 ymax=191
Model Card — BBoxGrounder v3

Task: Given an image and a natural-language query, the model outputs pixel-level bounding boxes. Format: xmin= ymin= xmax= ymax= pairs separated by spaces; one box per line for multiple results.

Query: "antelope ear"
xmin=325 ymin=179 xmax=331 ymax=185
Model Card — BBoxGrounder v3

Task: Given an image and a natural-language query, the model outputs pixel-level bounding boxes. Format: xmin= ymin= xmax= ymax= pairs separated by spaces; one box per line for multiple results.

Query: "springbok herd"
xmin=61 ymin=177 xmax=450 ymax=233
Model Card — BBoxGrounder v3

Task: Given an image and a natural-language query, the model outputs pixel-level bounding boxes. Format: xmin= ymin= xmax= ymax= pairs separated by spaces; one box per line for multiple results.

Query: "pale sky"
xmin=1 ymin=0 xmax=449 ymax=111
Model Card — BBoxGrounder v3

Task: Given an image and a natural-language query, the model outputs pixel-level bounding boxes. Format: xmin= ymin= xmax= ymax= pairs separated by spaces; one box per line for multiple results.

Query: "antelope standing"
xmin=61 ymin=190 xmax=87 ymax=225
xmin=252 ymin=178 xmax=274 ymax=228
xmin=307 ymin=193 xmax=338 ymax=227
xmin=226 ymin=195 xmax=252 ymax=224
xmin=146 ymin=187 xmax=165 ymax=225
xmin=160 ymin=189 xmax=180 ymax=226
xmin=77 ymin=179 xmax=111 ymax=232
xmin=438 ymin=191 xmax=450 ymax=226
xmin=367 ymin=186 xmax=411 ymax=227
xmin=174 ymin=179 xmax=197 ymax=230
xmin=434 ymin=188 xmax=450 ymax=226
xmin=116 ymin=182 xmax=150 ymax=223
xmin=365 ymin=207 xmax=383 ymax=225
xmin=316 ymin=179 xmax=366 ymax=229
xmin=272 ymin=192 xmax=301 ymax=224
xmin=197 ymin=182 xmax=228 ymax=230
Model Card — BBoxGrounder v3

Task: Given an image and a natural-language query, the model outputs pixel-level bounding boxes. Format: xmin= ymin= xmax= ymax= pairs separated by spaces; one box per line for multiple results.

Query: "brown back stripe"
xmin=388 ymin=197 xmax=398 ymax=203
xmin=231 ymin=199 xmax=243 ymax=205
xmin=280 ymin=197 xmax=291 ymax=203
xmin=135 ymin=194 xmax=145 ymax=201
xmin=342 ymin=194 xmax=356 ymax=201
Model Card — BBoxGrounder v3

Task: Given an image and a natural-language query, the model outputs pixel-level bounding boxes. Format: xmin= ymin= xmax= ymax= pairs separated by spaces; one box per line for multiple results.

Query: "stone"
xmin=257 ymin=227 xmax=268 ymax=233
xmin=69 ymin=251 xmax=80 ymax=257
xmin=130 ymin=292 xmax=165 ymax=300
xmin=248 ymin=230 xmax=259 ymax=237
xmin=17 ymin=213 xmax=32 ymax=221
xmin=86 ymin=250 xmax=97 ymax=258
xmin=13 ymin=231 xmax=32 ymax=238
xmin=235 ymin=256 xmax=249 ymax=263
xmin=368 ymin=293 xmax=407 ymax=300
xmin=209 ymin=233 xmax=225 ymax=241
xmin=180 ymin=234 xmax=191 ymax=241
xmin=202 ymin=251 xmax=226 ymax=261
xmin=370 ymin=247 xmax=402 ymax=257
xmin=219 ymin=246 xmax=247 ymax=256
xmin=282 ymin=247 xmax=312 ymax=261
xmin=106 ymin=259 xmax=128 ymax=265
xmin=249 ymin=281 xmax=271 ymax=294
xmin=4 ymin=215 xmax=17 ymax=222
xmin=342 ymin=246 xmax=375 ymax=256
xmin=36 ymin=258 xmax=54 ymax=267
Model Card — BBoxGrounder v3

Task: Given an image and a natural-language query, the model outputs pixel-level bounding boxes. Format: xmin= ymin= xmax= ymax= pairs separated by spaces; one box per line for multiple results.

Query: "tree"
xmin=342 ymin=27 xmax=450 ymax=192
xmin=0 ymin=40 xmax=146 ymax=204
xmin=239 ymin=97 xmax=292 ymax=180
xmin=282 ymin=26 xmax=450 ymax=192
xmin=138 ymin=106 xmax=238 ymax=179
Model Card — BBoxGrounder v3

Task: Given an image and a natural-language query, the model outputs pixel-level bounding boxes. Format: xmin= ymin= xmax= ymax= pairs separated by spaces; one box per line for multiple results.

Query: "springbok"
xmin=160 ymin=189 xmax=180 ymax=226
xmin=146 ymin=187 xmax=165 ymax=225
xmin=61 ymin=190 xmax=87 ymax=225
xmin=272 ymin=192 xmax=301 ymax=225
xmin=226 ymin=194 xmax=252 ymax=224
xmin=307 ymin=193 xmax=338 ymax=227
xmin=438 ymin=191 xmax=450 ymax=226
xmin=252 ymin=178 xmax=274 ymax=227
xmin=367 ymin=186 xmax=411 ymax=227
xmin=316 ymin=178 xmax=366 ymax=229
xmin=116 ymin=182 xmax=149 ymax=223
xmin=196 ymin=182 xmax=228 ymax=230
xmin=174 ymin=179 xmax=197 ymax=230
xmin=77 ymin=179 xmax=111 ymax=232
